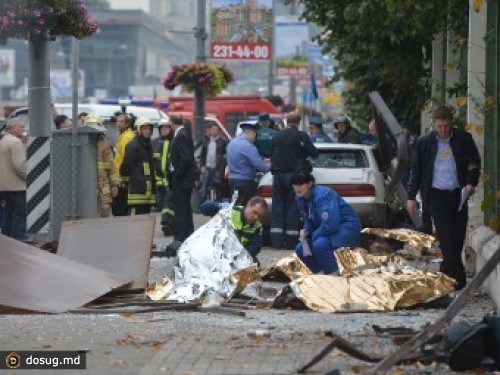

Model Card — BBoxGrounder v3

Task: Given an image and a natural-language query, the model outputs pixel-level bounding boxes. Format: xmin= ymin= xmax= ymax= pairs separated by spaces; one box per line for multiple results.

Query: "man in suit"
xmin=407 ymin=105 xmax=481 ymax=291
xmin=165 ymin=115 xmax=197 ymax=256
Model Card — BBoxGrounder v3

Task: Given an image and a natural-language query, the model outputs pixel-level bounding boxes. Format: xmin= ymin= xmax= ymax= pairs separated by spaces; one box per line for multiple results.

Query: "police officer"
xmin=308 ymin=117 xmax=332 ymax=143
xmin=227 ymin=122 xmax=270 ymax=207
xmin=270 ymin=112 xmax=319 ymax=249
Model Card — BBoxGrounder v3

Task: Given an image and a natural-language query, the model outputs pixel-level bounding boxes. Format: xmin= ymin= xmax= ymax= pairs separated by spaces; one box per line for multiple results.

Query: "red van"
xmin=163 ymin=95 xmax=280 ymax=137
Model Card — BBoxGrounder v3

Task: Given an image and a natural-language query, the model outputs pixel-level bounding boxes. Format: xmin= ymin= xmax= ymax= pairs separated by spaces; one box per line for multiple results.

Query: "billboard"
xmin=50 ymin=69 xmax=85 ymax=100
xmin=0 ymin=49 xmax=15 ymax=86
xmin=210 ymin=0 xmax=273 ymax=61
xmin=275 ymin=16 xmax=309 ymax=77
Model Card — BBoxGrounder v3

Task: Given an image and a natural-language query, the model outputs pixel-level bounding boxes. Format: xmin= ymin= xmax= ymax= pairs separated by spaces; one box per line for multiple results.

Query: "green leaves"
xmin=297 ymin=0 xmax=468 ymax=125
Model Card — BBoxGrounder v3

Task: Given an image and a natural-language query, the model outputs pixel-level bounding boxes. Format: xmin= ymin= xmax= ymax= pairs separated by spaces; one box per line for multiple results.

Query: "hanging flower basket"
xmin=163 ymin=62 xmax=234 ymax=98
xmin=0 ymin=0 xmax=98 ymax=45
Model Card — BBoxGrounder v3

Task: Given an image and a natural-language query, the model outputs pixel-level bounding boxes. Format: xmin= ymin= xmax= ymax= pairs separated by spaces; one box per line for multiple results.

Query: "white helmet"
xmin=135 ymin=116 xmax=154 ymax=132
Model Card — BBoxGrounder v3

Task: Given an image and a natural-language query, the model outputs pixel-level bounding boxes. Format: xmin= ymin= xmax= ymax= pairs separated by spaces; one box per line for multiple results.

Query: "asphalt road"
xmin=1 ymin=213 xmax=496 ymax=375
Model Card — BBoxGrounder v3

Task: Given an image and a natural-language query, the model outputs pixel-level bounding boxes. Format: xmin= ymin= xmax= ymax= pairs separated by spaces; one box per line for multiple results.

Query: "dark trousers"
xmin=172 ymin=185 xmax=194 ymax=242
xmin=428 ymin=188 xmax=468 ymax=289
xmin=111 ymin=185 xmax=129 ymax=216
xmin=228 ymin=179 xmax=256 ymax=207
xmin=1 ymin=191 xmax=26 ymax=241
xmin=156 ymin=186 xmax=167 ymax=212
xmin=270 ymin=172 xmax=300 ymax=249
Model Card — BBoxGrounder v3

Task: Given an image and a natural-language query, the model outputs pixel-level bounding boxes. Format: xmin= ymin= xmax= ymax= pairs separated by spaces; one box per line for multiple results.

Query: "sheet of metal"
xmin=57 ymin=214 xmax=155 ymax=290
xmin=0 ymin=234 xmax=126 ymax=313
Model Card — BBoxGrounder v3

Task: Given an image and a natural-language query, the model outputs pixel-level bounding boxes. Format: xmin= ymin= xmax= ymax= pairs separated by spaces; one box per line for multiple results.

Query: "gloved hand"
xmin=218 ymin=202 xmax=230 ymax=210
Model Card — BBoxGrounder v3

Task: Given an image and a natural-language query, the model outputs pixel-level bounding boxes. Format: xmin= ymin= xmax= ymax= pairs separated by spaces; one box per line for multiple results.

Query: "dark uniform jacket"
xmin=407 ymin=128 xmax=481 ymax=203
xmin=270 ymin=127 xmax=319 ymax=173
xmin=338 ymin=126 xmax=361 ymax=144
xmin=169 ymin=127 xmax=197 ymax=189
xmin=152 ymin=136 xmax=170 ymax=188
xmin=120 ymin=135 xmax=156 ymax=206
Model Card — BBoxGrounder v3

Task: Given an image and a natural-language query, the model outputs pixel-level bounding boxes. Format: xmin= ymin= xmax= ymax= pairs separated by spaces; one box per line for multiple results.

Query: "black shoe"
xmin=454 ymin=281 xmax=466 ymax=291
xmin=164 ymin=240 xmax=182 ymax=257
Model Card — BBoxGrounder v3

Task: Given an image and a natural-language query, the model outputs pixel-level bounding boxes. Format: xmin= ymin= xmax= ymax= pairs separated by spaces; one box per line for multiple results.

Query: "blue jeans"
xmin=1 ymin=191 xmax=27 ymax=241
xmin=198 ymin=168 xmax=215 ymax=206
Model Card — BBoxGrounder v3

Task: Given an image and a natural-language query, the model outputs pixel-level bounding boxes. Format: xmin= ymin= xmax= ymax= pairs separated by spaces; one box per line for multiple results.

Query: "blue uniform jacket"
xmin=295 ymin=185 xmax=361 ymax=248
xmin=227 ymin=135 xmax=269 ymax=180
xmin=310 ymin=132 xmax=332 ymax=143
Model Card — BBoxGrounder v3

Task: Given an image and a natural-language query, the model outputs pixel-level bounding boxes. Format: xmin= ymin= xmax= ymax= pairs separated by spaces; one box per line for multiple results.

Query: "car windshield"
xmin=309 ymin=149 xmax=369 ymax=168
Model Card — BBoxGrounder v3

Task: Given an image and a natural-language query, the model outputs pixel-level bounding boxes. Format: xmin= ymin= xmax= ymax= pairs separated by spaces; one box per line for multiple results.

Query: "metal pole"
xmin=28 ymin=30 xmax=51 ymax=137
xmin=27 ymin=30 xmax=53 ymax=243
xmin=70 ymin=38 xmax=80 ymax=220
xmin=268 ymin=0 xmax=275 ymax=96
xmin=289 ymin=0 xmax=298 ymax=108
xmin=194 ymin=0 xmax=207 ymax=144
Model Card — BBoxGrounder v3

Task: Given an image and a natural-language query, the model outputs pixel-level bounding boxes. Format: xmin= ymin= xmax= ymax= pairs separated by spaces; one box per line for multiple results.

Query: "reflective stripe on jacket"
xmin=120 ymin=136 xmax=157 ymax=206
xmin=97 ymin=135 xmax=119 ymax=206
xmin=231 ymin=206 xmax=262 ymax=255
xmin=114 ymin=128 xmax=135 ymax=182
xmin=152 ymin=138 xmax=170 ymax=187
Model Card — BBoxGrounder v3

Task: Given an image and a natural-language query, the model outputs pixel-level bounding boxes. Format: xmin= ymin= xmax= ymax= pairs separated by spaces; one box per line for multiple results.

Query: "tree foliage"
xmin=293 ymin=0 xmax=468 ymax=126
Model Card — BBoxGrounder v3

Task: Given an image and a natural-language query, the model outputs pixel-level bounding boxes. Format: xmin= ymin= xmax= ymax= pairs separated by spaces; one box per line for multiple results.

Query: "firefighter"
xmin=152 ymin=119 xmax=175 ymax=235
xmin=112 ymin=113 xmax=136 ymax=216
xmin=85 ymin=114 xmax=119 ymax=218
xmin=120 ymin=116 xmax=156 ymax=215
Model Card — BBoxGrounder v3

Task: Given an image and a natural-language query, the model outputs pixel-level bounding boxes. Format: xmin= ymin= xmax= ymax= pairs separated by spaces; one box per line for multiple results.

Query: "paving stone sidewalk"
xmin=140 ymin=332 xmax=342 ymax=375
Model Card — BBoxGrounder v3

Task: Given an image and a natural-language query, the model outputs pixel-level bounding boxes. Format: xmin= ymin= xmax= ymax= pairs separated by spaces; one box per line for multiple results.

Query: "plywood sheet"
xmin=0 ymin=234 xmax=126 ymax=313
xmin=57 ymin=214 xmax=155 ymax=290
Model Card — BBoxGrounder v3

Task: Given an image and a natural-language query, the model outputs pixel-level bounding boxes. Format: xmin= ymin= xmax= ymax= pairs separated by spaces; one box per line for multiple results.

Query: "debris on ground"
xmin=260 ymin=254 xmax=312 ymax=281
xmin=146 ymin=277 xmax=173 ymax=301
xmin=0 ymin=234 xmax=127 ymax=313
xmin=58 ymin=214 xmax=156 ymax=290
xmin=335 ymin=247 xmax=406 ymax=275
xmin=361 ymin=228 xmax=437 ymax=249
xmin=273 ymin=269 xmax=454 ymax=313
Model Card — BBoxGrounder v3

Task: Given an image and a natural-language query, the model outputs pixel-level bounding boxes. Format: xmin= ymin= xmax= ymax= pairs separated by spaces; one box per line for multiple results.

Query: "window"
xmin=310 ymin=149 xmax=368 ymax=168
xmin=225 ymin=112 xmax=260 ymax=136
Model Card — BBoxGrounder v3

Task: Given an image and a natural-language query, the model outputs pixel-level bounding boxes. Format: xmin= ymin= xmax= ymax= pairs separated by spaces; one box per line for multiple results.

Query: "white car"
xmin=257 ymin=143 xmax=400 ymax=228
xmin=55 ymin=103 xmax=169 ymax=146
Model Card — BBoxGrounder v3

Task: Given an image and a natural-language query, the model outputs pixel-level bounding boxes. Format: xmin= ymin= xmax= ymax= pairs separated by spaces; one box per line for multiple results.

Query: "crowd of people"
xmin=0 ymin=105 xmax=481 ymax=288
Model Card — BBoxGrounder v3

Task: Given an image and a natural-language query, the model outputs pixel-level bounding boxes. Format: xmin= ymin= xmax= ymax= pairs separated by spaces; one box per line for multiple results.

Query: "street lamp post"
xmin=194 ymin=0 xmax=207 ymax=138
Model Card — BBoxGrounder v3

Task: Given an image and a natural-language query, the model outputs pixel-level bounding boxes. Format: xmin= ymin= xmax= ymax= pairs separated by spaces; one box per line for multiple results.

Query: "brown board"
xmin=0 ymin=234 xmax=127 ymax=313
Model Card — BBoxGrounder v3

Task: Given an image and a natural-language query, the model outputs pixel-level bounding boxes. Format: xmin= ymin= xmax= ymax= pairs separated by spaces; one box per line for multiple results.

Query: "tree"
xmin=291 ymin=0 xmax=468 ymax=127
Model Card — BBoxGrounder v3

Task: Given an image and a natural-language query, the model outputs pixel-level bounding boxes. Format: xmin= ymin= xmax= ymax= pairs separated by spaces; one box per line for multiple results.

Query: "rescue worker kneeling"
xmin=291 ymin=168 xmax=361 ymax=274
xmin=200 ymin=197 xmax=268 ymax=265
